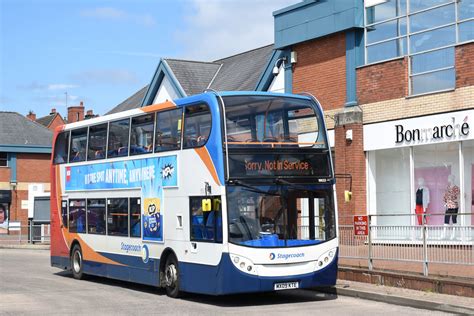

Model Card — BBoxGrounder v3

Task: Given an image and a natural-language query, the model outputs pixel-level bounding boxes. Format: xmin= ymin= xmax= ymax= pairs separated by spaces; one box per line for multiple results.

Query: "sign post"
xmin=353 ymin=215 xmax=368 ymax=236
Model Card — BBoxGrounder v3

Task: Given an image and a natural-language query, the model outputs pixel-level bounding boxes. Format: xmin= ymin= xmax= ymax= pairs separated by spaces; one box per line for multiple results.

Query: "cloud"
xmin=175 ymin=0 xmax=301 ymax=60
xmin=17 ymin=82 xmax=79 ymax=91
xmin=70 ymin=69 xmax=138 ymax=86
xmin=80 ymin=7 xmax=156 ymax=27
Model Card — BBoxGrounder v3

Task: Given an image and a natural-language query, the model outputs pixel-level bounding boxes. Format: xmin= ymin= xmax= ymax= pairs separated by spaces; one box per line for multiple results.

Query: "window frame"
xmin=87 ymin=123 xmax=108 ymax=161
xmin=182 ymin=102 xmax=212 ymax=150
xmin=69 ymin=128 xmax=89 ymax=163
xmin=106 ymin=197 xmax=129 ymax=237
xmin=155 ymin=107 xmax=184 ymax=153
xmin=53 ymin=131 xmax=70 ymax=165
xmin=107 ymin=118 xmax=131 ymax=159
xmin=0 ymin=152 xmax=8 ymax=167
xmin=189 ymin=195 xmax=222 ymax=243
xmin=86 ymin=198 xmax=106 ymax=235
xmin=68 ymin=199 xmax=86 ymax=234
xmin=129 ymin=113 xmax=156 ymax=156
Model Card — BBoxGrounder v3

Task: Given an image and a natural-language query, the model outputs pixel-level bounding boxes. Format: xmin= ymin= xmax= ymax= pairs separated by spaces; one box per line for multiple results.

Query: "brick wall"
xmin=335 ymin=123 xmax=366 ymax=224
xmin=292 ymin=32 xmax=346 ymax=111
xmin=48 ymin=115 xmax=65 ymax=131
xmin=456 ymin=42 xmax=474 ymax=88
xmin=357 ymin=57 xmax=408 ymax=105
xmin=0 ymin=167 xmax=11 ymax=183
xmin=17 ymin=153 xmax=51 ymax=183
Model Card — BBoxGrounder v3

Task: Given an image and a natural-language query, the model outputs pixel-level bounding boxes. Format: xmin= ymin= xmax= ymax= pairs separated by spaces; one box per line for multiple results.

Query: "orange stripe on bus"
xmin=194 ymin=147 xmax=221 ymax=186
xmin=141 ymin=101 xmax=176 ymax=113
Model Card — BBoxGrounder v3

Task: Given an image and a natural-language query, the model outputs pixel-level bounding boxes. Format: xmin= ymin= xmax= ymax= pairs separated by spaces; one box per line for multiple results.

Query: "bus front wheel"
xmin=164 ymin=255 xmax=182 ymax=298
xmin=71 ymin=244 xmax=84 ymax=280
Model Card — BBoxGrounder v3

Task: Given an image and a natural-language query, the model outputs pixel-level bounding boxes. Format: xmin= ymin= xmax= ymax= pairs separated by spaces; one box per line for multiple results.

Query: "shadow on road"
xmin=54 ymin=271 xmax=338 ymax=307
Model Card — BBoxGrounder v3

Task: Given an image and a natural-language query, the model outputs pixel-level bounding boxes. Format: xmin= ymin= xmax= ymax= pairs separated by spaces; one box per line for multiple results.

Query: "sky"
xmin=0 ymin=0 xmax=299 ymax=118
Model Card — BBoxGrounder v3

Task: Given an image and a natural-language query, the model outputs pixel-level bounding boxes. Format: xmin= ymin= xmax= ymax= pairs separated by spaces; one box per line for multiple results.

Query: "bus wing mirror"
xmin=202 ymin=199 xmax=212 ymax=212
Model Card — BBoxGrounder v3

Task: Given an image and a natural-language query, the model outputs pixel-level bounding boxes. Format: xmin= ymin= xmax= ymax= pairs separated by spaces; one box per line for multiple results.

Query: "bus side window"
xmin=183 ymin=104 xmax=211 ymax=149
xmin=61 ymin=200 xmax=68 ymax=228
xmin=155 ymin=108 xmax=182 ymax=152
xmin=69 ymin=128 xmax=88 ymax=163
xmin=107 ymin=198 xmax=128 ymax=236
xmin=87 ymin=199 xmax=106 ymax=235
xmin=130 ymin=198 xmax=141 ymax=238
xmin=190 ymin=196 xmax=222 ymax=243
xmin=87 ymin=124 xmax=108 ymax=161
xmin=69 ymin=199 xmax=86 ymax=233
xmin=53 ymin=132 xmax=69 ymax=164
xmin=108 ymin=118 xmax=130 ymax=158
xmin=130 ymin=114 xmax=154 ymax=155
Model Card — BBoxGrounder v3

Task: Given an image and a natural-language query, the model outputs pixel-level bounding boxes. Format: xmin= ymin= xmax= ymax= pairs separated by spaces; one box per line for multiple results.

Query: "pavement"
xmin=0 ymin=245 xmax=474 ymax=315
xmin=330 ymin=280 xmax=474 ymax=316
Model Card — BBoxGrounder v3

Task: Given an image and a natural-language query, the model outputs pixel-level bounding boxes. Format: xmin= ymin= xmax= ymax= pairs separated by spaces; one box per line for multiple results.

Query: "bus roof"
xmin=60 ymin=91 xmax=314 ymax=132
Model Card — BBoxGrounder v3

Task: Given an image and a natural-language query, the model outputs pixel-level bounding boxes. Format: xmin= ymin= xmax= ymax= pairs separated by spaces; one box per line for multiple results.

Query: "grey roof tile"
xmin=105 ymin=85 xmax=148 ymax=115
xmin=164 ymin=59 xmax=221 ymax=95
xmin=210 ymin=44 xmax=274 ymax=91
xmin=36 ymin=114 xmax=55 ymax=127
xmin=0 ymin=112 xmax=53 ymax=147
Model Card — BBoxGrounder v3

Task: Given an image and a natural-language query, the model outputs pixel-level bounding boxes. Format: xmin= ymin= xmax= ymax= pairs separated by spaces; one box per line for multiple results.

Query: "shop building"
xmin=272 ymin=0 xmax=473 ymax=231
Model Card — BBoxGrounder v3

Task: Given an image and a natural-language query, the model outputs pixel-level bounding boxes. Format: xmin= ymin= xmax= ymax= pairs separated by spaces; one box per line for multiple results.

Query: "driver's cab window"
xmin=183 ymin=104 xmax=211 ymax=148
xmin=190 ymin=196 xmax=222 ymax=242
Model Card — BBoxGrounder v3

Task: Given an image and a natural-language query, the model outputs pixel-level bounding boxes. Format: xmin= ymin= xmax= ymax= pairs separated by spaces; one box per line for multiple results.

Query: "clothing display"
xmin=415 ymin=187 xmax=430 ymax=225
xmin=443 ymin=184 xmax=460 ymax=209
xmin=444 ymin=207 xmax=459 ymax=224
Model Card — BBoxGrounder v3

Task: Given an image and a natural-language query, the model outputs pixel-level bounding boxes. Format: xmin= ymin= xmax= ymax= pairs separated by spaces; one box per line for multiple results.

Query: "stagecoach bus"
xmin=50 ymin=91 xmax=338 ymax=297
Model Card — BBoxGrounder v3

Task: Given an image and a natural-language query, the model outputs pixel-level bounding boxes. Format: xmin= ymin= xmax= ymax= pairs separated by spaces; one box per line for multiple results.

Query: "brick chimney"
xmin=67 ymin=101 xmax=85 ymax=123
xmin=27 ymin=110 xmax=36 ymax=121
xmin=50 ymin=108 xmax=56 ymax=115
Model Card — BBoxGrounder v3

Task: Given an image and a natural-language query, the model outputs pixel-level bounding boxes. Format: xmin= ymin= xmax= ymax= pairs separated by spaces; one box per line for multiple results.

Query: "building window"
xmin=0 ymin=153 xmax=7 ymax=167
xmin=364 ymin=0 xmax=473 ymax=95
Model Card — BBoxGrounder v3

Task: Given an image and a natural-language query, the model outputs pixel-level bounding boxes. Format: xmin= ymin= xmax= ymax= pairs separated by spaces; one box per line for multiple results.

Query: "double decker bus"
xmin=50 ymin=91 xmax=337 ymax=297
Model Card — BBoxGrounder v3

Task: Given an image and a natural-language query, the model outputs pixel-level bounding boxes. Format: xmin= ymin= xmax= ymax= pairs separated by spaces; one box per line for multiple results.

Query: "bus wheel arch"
xmin=159 ymin=248 xmax=182 ymax=298
xmin=70 ymin=240 xmax=84 ymax=280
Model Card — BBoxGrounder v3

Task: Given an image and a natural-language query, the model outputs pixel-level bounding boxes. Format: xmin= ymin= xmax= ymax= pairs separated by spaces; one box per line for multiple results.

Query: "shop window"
xmin=61 ymin=200 xmax=68 ymax=228
xmin=183 ymin=104 xmax=211 ymax=149
xmin=69 ymin=128 xmax=88 ymax=163
xmin=368 ymin=148 xmax=411 ymax=227
xmin=69 ymin=199 xmax=86 ymax=233
xmin=87 ymin=199 xmax=106 ymax=235
xmin=87 ymin=124 xmax=108 ymax=161
xmin=107 ymin=198 xmax=128 ymax=236
xmin=53 ymin=132 xmax=69 ymax=164
xmin=413 ymin=142 xmax=460 ymax=226
xmin=155 ymin=108 xmax=182 ymax=152
xmin=130 ymin=114 xmax=154 ymax=155
xmin=190 ymin=196 xmax=222 ymax=242
xmin=108 ymin=118 xmax=130 ymax=158
xmin=130 ymin=198 xmax=141 ymax=238
xmin=463 ymin=141 xmax=474 ymax=227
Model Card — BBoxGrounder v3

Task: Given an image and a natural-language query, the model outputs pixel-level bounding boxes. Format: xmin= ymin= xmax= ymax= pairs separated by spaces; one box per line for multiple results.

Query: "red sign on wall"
xmin=354 ymin=215 xmax=368 ymax=236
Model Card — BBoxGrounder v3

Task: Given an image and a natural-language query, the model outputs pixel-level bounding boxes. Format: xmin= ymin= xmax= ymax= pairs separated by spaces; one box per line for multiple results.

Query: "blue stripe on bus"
xmin=51 ymin=251 xmax=338 ymax=295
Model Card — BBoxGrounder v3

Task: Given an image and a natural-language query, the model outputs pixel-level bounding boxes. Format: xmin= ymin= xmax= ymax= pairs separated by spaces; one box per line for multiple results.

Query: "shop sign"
xmin=354 ymin=215 xmax=368 ymax=236
xmin=364 ymin=109 xmax=474 ymax=151
xmin=395 ymin=117 xmax=469 ymax=144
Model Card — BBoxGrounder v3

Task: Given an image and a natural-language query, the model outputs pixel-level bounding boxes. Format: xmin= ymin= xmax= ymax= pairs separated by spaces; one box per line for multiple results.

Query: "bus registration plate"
xmin=274 ymin=282 xmax=299 ymax=291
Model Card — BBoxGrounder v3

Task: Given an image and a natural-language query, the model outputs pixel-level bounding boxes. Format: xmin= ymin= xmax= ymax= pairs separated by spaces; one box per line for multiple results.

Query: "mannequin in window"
xmin=442 ymin=174 xmax=460 ymax=240
xmin=415 ymin=178 xmax=430 ymax=226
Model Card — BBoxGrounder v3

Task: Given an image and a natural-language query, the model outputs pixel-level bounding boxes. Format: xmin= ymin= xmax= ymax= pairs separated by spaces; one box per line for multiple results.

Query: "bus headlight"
xmin=230 ymin=254 xmax=258 ymax=275
xmin=233 ymin=256 xmax=240 ymax=264
xmin=315 ymin=248 xmax=337 ymax=271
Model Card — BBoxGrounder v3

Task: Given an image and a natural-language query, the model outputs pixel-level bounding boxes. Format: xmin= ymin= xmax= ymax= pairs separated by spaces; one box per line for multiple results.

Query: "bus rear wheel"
xmin=71 ymin=244 xmax=84 ymax=280
xmin=164 ymin=255 xmax=182 ymax=298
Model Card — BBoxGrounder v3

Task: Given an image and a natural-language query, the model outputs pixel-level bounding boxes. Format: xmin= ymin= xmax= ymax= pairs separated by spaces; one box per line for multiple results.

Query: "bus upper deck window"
xmin=183 ymin=104 xmax=211 ymax=149
xmin=69 ymin=128 xmax=88 ymax=163
xmin=53 ymin=132 xmax=69 ymax=164
xmin=130 ymin=114 xmax=154 ymax=155
xmin=108 ymin=118 xmax=130 ymax=158
xmin=155 ymin=108 xmax=182 ymax=152
xmin=87 ymin=124 xmax=108 ymax=161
